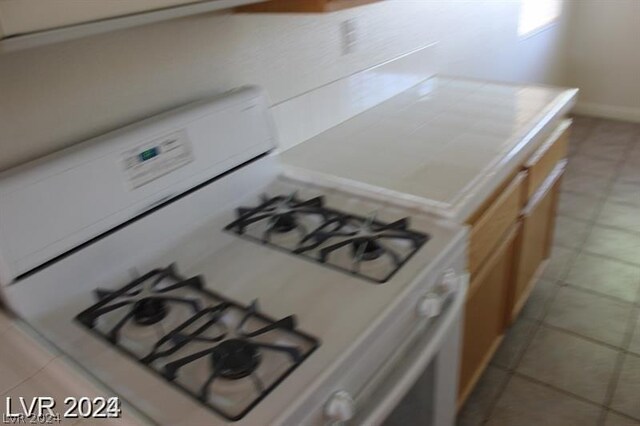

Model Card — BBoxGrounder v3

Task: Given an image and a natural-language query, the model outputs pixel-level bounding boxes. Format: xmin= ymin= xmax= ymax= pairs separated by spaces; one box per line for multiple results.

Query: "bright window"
xmin=519 ymin=0 xmax=562 ymax=36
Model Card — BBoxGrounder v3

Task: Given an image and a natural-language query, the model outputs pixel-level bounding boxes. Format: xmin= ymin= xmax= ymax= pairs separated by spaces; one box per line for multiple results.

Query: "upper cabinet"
xmin=0 ymin=0 xmax=203 ymax=37
xmin=236 ymin=0 xmax=382 ymax=13
xmin=0 ymin=0 xmax=267 ymax=52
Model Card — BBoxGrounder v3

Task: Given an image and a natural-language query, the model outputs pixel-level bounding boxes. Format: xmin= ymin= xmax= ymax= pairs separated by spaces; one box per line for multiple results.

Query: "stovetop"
xmin=76 ymin=265 xmax=318 ymax=422
xmin=224 ymin=193 xmax=429 ymax=283
xmin=0 ymin=83 xmax=469 ymax=426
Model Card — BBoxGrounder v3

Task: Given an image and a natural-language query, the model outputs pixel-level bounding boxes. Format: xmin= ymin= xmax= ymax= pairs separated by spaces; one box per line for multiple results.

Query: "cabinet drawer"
xmin=459 ymin=222 xmax=520 ymax=405
xmin=510 ymin=161 xmax=566 ymax=322
xmin=468 ymin=172 xmax=526 ymax=276
xmin=524 ymin=119 xmax=571 ymax=200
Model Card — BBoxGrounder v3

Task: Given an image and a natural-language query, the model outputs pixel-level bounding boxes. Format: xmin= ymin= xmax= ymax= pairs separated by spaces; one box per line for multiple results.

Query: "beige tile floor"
xmin=458 ymin=116 xmax=640 ymax=426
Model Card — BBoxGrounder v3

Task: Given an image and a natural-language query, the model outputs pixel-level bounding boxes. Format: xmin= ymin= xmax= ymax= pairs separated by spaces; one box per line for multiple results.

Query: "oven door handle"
xmin=354 ymin=272 xmax=469 ymax=426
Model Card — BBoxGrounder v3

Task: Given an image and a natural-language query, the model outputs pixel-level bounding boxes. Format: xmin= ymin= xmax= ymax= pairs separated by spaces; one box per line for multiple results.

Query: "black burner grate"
xmin=225 ymin=193 xmax=430 ymax=283
xmin=76 ymin=265 xmax=319 ymax=422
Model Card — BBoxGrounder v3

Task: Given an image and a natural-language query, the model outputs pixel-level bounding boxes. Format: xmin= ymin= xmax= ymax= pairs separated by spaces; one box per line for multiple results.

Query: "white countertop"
xmin=280 ymin=77 xmax=578 ymax=222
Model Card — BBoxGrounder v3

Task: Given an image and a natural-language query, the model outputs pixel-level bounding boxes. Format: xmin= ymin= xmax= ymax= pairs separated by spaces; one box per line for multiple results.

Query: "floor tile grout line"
xmin=552 ymin=214 xmax=594 ymax=252
xmin=602 ymin=408 xmax=640 ymax=424
xmin=608 ymin=304 xmax=640 ymax=385
xmin=603 ymin=197 xmax=640 ymax=211
xmin=575 ymin=145 xmax=636 ymax=163
xmin=510 ymin=370 xmax=610 ymax=410
xmin=538 ymin=322 xmax=631 ymax=352
xmin=562 ymin=177 xmax=616 ymax=193
xmin=496 ymin=317 xmax=544 ymax=373
xmin=589 ymin=220 xmax=640 ymax=239
xmin=634 ymin=276 xmax=640 ymax=307
xmin=509 ymin=370 xmax=640 ymax=424
xmin=602 ymin=350 xmax=631 ymax=423
xmin=518 ymin=352 xmax=640 ymax=425
xmin=558 ymin=280 xmax=640 ymax=307
xmin=580 ymin=246 xmax=640 ymax=269
xmin=481 ymin=311 xmax=548 ymax=423
xmin=546 ymin=247 xmax=580 ymax=285
xmin=553 ymin=237 xmax=640 ymax=271
xmin=477 ymin=365 xmax=517 ymax=425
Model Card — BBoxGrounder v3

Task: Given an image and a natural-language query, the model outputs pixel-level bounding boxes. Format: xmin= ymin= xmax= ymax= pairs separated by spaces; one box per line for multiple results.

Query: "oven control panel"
xmin=122 ymin=130 xmax=194 ymax=189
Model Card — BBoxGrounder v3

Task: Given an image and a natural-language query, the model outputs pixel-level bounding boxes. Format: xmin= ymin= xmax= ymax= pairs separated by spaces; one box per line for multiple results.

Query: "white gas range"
xmin=0 ymin=86 xmax=468 ymax=426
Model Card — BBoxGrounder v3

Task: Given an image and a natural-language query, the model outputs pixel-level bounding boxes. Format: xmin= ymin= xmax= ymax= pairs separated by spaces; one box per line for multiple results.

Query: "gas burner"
xmin=272 ymin=212 xmax=297 ymax=233
xmin=351 ymin=239 xmax=384 ymax=261
xmin=158 ymin=299 xmax=310 ymax=420
xmin=314 ymin=215 xmax=426 ymax=266
xmin=76 ymin=265 xmax=202 ymax=343
xmin=226 ymin=195 xmax=430 ymax=283
xmin=78 ymin=266 xmax=202 ymax=341
xmin=77 ymin=269 xmax=319 ymax=422
xmin=210 ymin=339 xmax=262 ymax=380
xmin=132 ymin=298 xmax=168 ymax=325
xmin=226 ymin=192 xmax=328 ymax=242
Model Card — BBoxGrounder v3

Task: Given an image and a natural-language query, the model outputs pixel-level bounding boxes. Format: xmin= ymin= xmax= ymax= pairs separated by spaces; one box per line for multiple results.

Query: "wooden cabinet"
xmin=0 ymin=0 xmax=267 ymax=52
xmin=508 ymin=161 xmax=565 ymax=323
xmin=236 ymin=0 xmax=382 ymax=13
xmin=0 ymin=0 xmax=203 ymax=36
xmin=458 ymin=223 xmax=520 ymax=405
xmin=458 ymin=119 xmax=571 ymax=408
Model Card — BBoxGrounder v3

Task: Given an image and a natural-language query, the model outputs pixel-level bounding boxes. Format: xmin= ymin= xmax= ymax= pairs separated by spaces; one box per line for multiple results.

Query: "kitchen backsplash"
xmin=272 ymin=43 xmax=437 ymax=151
xmin=0 ymin=1 xmax=568 ymax=172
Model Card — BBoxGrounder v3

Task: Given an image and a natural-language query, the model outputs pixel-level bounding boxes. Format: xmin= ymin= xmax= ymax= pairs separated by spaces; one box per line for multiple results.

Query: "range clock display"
xmin=138 ymin=147 xmax=159 ymax=162
xmin=122 ymin=130 xmax=194 ymax=189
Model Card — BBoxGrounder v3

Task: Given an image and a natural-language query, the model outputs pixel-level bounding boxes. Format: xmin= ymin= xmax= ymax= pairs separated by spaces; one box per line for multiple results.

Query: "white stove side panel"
xmin=0 ymin=86 xmax=277 ymax=282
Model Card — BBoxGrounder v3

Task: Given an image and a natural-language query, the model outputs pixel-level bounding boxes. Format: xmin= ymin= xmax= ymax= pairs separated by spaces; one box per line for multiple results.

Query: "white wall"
xmin=0 ymin=0 xmax=570 ymax=172
xmin=567 ymin=0 xmax=640 ymax=122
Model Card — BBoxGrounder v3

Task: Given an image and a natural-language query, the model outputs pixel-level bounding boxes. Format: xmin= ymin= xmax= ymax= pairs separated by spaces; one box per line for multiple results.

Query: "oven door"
xmin=352 ymin=273 xmax=468 ymax=426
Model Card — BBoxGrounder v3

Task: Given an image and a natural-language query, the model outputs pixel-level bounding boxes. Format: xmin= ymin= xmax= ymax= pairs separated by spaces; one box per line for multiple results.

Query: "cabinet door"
xmin=509 ymin=161 xmax=565 ymax=323
xmin=468 ymin=173 xmax=525 ymax=276
xmin=458 ymin=223 xmax=519 ymax=406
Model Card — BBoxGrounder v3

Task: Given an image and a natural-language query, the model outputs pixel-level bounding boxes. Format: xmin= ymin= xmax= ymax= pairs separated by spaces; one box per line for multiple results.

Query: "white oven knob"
xmin=416 ymin=293 xmax=442 ymax=318
xmin=325 ymin=390 xmax=355 ymax=423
